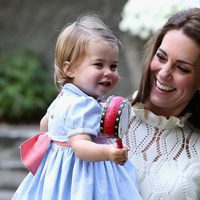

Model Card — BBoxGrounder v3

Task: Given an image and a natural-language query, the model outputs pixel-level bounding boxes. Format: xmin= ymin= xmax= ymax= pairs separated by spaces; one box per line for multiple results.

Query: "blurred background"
xmin=0 ymin=0 xmax=199 ymax=199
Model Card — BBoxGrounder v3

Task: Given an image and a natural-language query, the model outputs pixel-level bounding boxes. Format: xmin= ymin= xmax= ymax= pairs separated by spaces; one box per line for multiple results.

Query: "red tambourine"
xmin=100 ymin=95 xmax=131 ymax=149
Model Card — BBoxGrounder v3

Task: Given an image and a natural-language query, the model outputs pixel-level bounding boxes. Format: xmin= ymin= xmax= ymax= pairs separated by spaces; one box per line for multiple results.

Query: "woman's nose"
xmin=158 ymin=64 xmax=172 ymax=79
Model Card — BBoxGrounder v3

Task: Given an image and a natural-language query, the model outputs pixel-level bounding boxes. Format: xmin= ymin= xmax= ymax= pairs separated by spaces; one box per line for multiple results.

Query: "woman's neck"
xmin=144 ymin=102 xmax=183 ymax=118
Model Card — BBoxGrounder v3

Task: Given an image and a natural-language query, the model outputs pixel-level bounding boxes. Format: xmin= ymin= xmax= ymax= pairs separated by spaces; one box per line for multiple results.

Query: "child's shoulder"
xmin=70 ymin=95 xmax=101 ymax=111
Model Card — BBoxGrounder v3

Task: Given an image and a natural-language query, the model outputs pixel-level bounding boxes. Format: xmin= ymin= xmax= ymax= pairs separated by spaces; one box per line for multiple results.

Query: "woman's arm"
xmin=69 ymin=134 xmax=128 ymax=165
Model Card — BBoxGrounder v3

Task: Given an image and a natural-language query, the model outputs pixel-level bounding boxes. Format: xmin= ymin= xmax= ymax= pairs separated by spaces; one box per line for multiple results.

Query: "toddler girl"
xmin=12 ymin=14 xmax=142 ymax=200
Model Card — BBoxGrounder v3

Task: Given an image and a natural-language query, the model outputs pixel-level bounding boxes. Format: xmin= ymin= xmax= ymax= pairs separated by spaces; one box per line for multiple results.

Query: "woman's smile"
xmin=155 ymin=79 xmax=175 ymax=92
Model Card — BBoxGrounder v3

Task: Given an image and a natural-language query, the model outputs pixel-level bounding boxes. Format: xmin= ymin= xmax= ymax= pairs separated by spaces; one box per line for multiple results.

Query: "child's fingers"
xmin=123 ymin=144 xmax=130 ymax=151
xmin=119 ymin=157 xmax=128 ymax=166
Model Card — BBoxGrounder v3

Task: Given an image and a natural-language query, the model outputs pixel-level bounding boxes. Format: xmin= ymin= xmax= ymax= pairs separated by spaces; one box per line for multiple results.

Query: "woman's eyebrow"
xmin=158 ymin=48 xmax=194 ymax=66
xmin=158 ymin=48 xmax=167 ymax=56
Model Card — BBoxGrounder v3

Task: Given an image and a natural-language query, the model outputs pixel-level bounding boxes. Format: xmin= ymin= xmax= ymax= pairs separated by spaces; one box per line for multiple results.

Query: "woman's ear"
xmin=63 ymin=61 xmax=75 ymax=78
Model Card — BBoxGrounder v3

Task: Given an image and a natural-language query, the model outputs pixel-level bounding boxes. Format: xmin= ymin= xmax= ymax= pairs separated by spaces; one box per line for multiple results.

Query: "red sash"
xmin=20 ymin=132 xmax=70 ymax=175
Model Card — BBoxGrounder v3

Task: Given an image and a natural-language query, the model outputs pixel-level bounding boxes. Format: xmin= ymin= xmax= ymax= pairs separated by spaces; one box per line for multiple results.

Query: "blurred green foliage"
xmin=0 ymin=49 xmax=57 ymax=123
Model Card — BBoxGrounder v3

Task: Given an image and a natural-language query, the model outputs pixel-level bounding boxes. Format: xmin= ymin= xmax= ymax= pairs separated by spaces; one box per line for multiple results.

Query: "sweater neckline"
xmin=132 ymin=103 xmax=191 ymax=130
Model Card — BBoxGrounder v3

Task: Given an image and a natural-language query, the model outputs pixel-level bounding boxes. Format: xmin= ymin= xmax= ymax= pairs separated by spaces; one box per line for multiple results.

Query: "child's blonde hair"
xmin=54 ymin=13 xmax=121 ymax=89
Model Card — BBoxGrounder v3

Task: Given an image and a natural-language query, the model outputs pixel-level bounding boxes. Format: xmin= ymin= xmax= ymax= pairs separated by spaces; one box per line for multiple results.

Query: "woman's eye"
xmin=177 ymin=65 xmax=190 ymax=73
xmin=156 ymin=52 xmax=166 ymax=62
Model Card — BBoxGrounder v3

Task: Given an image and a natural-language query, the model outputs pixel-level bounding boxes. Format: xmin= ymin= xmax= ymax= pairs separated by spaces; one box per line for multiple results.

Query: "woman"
xmin=125 ymin=7 xmax=200 ymax=199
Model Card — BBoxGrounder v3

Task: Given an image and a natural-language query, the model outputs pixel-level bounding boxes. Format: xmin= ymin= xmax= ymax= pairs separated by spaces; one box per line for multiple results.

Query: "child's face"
xmin=70 ymin=40 xmax=120 ymax=99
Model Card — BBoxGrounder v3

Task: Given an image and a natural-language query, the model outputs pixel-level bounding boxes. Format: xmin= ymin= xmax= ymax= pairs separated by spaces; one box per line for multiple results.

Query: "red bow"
xmin=20 ymin=132 xmax=51 ymax=175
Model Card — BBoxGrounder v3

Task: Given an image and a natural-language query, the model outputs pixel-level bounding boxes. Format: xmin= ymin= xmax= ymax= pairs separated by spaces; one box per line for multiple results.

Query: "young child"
xmin=12 ymin=14 xmax=142 ymax=200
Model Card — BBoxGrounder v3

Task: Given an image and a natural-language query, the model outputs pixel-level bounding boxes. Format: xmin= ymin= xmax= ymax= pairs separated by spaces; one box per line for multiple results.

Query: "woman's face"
xmin=148 ymin=29 xmax=200 ymax=117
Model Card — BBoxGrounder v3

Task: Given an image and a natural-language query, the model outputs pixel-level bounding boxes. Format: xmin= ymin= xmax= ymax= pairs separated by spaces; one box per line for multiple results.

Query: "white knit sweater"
xmin=124 ymin=103 xmax=200 ymax=200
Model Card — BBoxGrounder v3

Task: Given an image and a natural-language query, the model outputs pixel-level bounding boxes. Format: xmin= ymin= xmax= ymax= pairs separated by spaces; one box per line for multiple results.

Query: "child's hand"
xmin=107 ymin=144 xmax=129 ymax=166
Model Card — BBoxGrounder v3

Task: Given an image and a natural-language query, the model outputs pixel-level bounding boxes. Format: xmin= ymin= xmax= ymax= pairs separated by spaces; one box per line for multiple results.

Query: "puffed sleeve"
xmin=65 ymin=96 xmax=102 ymax=138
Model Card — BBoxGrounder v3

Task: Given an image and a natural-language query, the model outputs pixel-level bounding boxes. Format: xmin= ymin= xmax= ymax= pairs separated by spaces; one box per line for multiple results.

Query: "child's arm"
xmin=40 ymin=115 xmax=48 ymax=132
xmin=69 ymin=134 xmax=128 ymax=165
xmin=39 ymin=115 xmax=127 ymax=165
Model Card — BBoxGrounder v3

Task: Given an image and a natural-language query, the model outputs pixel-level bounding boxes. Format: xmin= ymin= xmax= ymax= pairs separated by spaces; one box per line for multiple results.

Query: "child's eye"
xmin=110 ymin=64 xmax=118 ymax=71
xmin=94 ymin=63 xmax=103 ymax=69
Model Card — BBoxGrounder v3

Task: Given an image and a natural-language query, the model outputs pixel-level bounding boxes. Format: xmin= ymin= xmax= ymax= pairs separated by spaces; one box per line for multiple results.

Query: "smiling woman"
xmin=149 ymin=29 xmax=200 ymax=117
xmin=124 ymin=7 xmax=200 ymax=200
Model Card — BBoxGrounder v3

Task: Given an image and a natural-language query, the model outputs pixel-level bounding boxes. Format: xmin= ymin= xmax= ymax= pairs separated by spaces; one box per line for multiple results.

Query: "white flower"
xmin=119 ymin=0 xmax=200 ymax=40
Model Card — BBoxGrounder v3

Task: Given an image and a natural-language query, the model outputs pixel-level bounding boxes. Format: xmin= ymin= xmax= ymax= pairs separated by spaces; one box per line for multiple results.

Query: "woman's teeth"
xmin=156 ymin=80 xmax=175 ymax=91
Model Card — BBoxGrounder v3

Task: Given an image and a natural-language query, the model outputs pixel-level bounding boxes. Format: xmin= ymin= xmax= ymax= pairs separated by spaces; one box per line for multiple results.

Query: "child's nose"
xmin=104 ymin=68 xmax=112 ymax=76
